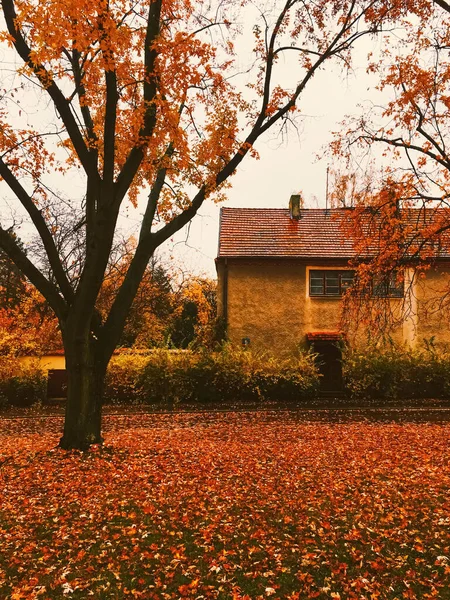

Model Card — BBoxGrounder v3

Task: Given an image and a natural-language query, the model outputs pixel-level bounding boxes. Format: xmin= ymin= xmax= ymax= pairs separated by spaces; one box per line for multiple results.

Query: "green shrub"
xmin=105 ymin=351 xmax=152 ymax=404
xmin=190 ymin=346 xmax=320 ymax=405
xmin=0 ymin=392 xmax=8 ymax=410
xmin=137 ymin=349 xmax=198 ymax=406
xmin=342 ymin=342 xmax=450 ymax=399
xmin=191 ymin=347 xmax=253 ymax=404
xmin=0 ymin=359 xmax=46 ymax=407
xmin=104 ymin=346 xmax=320 ymax=406
xmin=105 ymin=349 xmax=200 ymax=406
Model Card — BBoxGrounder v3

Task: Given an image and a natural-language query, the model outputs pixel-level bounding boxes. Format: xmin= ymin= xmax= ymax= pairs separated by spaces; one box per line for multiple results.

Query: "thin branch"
xmin=0 ymin=225 xmax=67 ymax=319
xmin=0 ymin=157 xmax=74 ymax=304
xmin=0 ymin=130 xmax=65 ymax=160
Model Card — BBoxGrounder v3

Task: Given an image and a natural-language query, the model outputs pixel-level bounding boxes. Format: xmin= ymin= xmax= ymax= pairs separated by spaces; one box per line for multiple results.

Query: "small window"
xmin=309 ymin=270 xmax=355 ymax=297
xmin=372 ymin=272 xmax=404 ymax=298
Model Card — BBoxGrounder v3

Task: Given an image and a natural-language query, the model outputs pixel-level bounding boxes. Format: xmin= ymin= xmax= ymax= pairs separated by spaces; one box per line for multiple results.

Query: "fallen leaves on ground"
xmin=0 ymin=411 xmax=449 ymax=599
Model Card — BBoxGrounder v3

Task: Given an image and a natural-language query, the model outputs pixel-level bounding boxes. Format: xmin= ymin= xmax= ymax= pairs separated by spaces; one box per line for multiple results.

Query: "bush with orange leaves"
xmin=0 ymin=284 xmax=59 ymax=407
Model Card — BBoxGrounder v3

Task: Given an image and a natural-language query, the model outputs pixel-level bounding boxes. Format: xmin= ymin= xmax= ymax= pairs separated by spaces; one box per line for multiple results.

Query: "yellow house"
xmin=19 ymin=351 xmax=67 ymax=398
xmin=216 ymin=199 xmax=450 ymax=389
xmin=20 ymin=352 xmax=66 ymax=372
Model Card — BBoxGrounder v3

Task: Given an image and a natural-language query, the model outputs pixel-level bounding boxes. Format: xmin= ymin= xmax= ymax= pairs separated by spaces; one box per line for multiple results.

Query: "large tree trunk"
xmin=59 ymin=333 xmax=107 ymax=450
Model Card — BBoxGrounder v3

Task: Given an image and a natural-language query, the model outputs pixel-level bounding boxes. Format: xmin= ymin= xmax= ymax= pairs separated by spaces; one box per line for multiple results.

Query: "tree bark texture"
xmin=59 ymin=333 xmax=106 ymax=450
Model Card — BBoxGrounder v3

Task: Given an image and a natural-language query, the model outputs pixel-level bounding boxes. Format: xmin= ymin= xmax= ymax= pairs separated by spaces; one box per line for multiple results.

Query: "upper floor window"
xmin=372 ymin=272 xmax=404 ymax=298
xmin=309 ymin=270 xmax=354 ymax=297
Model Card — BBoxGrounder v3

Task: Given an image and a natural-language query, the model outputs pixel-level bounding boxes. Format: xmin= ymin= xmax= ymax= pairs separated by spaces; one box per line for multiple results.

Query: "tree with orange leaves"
xmin=169 ymin=277 xmax=217 ymax=348
xmin=0 ymin=0 xmax=411 ymax=448
xmin=331 ymin=1 xmax=450 ymax=339
xmin=96 ymin=240 xmax=176 ymax=348
xmin=0 ymin=284 xmax=61 ymax=357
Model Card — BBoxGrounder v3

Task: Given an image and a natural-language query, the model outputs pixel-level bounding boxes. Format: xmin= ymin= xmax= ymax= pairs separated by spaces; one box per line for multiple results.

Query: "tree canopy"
xmin=326 ymin=0 xmax=450 ymax=338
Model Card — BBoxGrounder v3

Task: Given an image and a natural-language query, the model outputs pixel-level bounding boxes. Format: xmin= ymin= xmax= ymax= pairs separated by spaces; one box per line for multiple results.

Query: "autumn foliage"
xmin=1 ymin=412 xmax=449 ymax=598
xmin=0 ymin=250 xmax=217 ymax=355
xmin=0 ymin=284 xmax=61 ymax=357
xmin=330 ymin=1 xmax=450 ymax=335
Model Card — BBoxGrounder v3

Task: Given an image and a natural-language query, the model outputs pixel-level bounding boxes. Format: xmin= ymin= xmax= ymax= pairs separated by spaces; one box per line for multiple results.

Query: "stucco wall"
xmin=225 ymin=260 xmax=307 ymax=355
xmin=217 ymin=259 xmax=450 ymax=354
xmin=19 ymin=355 xmax=66 ymax=371
xmin=413 ymin=263 xmax=450 ymax=346
xmin=220 ymin=260 xmax=347 ymax=355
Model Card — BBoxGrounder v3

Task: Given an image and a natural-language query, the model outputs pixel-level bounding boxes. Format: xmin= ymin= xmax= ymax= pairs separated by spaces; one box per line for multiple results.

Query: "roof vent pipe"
xmin=289 ymin=194 xmax=302 ymax=220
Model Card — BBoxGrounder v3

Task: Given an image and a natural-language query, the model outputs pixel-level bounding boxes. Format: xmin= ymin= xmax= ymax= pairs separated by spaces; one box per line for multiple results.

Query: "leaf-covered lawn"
xmin=1 ymin=412 xmax=449 ymax=599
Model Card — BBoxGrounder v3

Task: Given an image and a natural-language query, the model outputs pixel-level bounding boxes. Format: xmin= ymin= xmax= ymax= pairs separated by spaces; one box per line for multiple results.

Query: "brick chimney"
xmin=289 ymin=194 xmax=302 ymax=220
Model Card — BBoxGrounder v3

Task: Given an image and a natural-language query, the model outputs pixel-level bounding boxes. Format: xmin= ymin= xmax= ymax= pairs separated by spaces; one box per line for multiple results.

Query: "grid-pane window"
xmin=372 ymin=272 xmax=404 ymax=298
xmin=325 ymin=273 xmax=340 ymax=295
xmin=341 ymin=272 xmax=354 ymax=293
xmin=310 ymin=272 xmax=325 ymax=296
xmin=309 ymin=270 xmax=355 ymax=297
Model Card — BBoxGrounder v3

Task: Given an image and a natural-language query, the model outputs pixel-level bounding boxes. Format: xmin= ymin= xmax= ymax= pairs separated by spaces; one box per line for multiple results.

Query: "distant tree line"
xmin=0 ymin=236 xmax=218 ymax=355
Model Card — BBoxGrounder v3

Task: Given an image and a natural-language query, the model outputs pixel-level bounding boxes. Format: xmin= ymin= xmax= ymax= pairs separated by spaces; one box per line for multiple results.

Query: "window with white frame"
xmin=309 ymin=270 xmax=355 ymax=297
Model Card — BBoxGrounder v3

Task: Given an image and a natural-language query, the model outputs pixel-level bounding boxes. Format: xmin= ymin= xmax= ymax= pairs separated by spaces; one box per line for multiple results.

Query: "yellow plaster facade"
xmin=217 ymin=258 xmax=450 ymax=355
xmin=19 ymin=354 xmax=66 ymax=371
xmin=412 ymin=263 xmax=450 ymax=346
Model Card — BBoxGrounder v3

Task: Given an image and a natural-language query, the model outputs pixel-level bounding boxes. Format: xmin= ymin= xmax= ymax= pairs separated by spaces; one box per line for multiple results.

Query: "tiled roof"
xmin=218 ymin=208 xmax=356 ymax=258
xmin=217 ymin=207 xmax=450 ymax=259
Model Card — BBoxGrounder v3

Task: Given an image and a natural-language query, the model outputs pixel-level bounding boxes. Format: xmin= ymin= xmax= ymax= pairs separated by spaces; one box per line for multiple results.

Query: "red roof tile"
xmin=306 ymin=331 xmax=345 ymax=342
xmin=218 ymin=208 xmax=356 ymax=258
xmin=217 ymin=207 xmax=450 ymax=259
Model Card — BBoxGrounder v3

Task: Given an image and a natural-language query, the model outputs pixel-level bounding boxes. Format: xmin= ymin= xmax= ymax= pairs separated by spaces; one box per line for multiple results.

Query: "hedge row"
xmin=0 ymin=347 xmax=320 ymax=408
xmin=3 ymin=343 xmax=450 ymax=408
xmin=343 ymin=343 xmax=450 ymax=399
xmin=105 ymin=347 xmax=320 ymax=406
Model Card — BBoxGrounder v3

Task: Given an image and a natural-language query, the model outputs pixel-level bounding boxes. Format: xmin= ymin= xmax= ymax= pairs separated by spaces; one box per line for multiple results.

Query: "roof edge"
xmin=215 ymin=255 xmax=355 ymax=261
xmin=216 ymin=206 xmax=224 ymax=259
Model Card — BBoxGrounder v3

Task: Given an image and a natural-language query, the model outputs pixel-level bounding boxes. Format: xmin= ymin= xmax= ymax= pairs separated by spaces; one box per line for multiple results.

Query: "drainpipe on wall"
xmin=223 ymin=258 xmax=228 ymax=330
